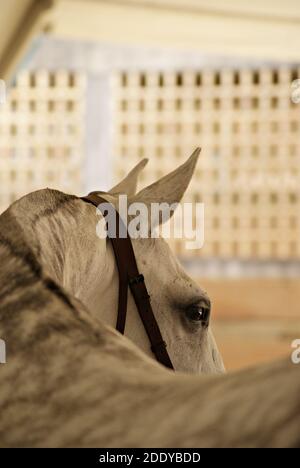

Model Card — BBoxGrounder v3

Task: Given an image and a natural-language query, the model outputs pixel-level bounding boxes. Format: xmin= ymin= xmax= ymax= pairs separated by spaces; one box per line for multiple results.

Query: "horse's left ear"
xmin=109 ymin=159 xmax=148 ymax=196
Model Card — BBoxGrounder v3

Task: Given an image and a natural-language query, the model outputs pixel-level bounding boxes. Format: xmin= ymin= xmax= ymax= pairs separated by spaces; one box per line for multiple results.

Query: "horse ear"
xmin=109 ymin=159 xmax=148 ymax=196
xmin=130 ymin=148 xmax=200 ymax=224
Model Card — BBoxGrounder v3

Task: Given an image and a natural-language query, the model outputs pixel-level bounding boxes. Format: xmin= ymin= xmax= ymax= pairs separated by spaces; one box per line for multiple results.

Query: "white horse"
xmin=0 ymin=152 xmax=299 ymax=447
xmin=34 ymin=150 xmax=224 ymax=373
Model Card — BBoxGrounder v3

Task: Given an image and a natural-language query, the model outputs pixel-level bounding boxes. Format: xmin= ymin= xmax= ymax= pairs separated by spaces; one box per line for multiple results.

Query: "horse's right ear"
xmin=128 ymin=148 xmax=200 ymax=229
xmin=109 ymin=159 xmax=148 ymax=196
xmin=131 ymin=148 xmax=200 ymax=221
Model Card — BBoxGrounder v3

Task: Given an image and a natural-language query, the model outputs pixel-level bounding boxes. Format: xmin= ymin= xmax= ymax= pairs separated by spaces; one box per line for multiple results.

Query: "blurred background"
xmin=0 ymin=0 xmax=300 ymax=370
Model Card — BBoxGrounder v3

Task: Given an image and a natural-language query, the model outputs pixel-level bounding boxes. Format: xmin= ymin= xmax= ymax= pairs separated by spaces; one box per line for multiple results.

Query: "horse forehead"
xmin=137 ymin=239 xmax=187 ymax=285
xmin=138 ymin=238 xmax=176 ymax=267
xmin=153 ymin=240 xmax=201 ymax=291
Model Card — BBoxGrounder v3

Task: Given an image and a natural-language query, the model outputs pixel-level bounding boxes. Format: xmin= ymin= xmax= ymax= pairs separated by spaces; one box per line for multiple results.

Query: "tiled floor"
xmin=213 ymin=319 xmax=300 ymax=370
xmin=196 ymin=278 xmax=300 ymax=370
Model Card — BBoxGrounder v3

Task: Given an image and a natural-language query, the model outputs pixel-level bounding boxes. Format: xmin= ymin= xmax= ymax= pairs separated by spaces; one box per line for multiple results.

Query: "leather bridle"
xmin=81 ymin=192 xmax=174 ymax=370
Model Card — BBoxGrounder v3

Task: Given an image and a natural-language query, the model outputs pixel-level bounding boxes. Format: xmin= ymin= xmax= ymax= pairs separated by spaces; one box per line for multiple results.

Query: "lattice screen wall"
xmin=112 ymin=68 xmax=300 ymax=260
xmin=0 ymin=70 xmax=85 ymax=213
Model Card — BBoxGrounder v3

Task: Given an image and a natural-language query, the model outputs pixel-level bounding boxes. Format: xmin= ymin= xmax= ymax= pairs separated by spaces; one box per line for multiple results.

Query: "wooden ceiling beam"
xmin=0 ymin=0 xmax=54 ymax=82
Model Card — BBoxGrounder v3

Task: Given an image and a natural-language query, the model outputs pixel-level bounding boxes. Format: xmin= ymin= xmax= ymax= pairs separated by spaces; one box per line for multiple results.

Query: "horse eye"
xmin=185 ymin=305 xmax=210 ymax=325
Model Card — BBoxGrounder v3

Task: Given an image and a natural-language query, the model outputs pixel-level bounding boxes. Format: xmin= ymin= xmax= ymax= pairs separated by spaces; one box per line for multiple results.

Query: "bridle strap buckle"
xmin=129 ymin=274 xmax=145 ymax=286
xmin=151 ymin=340 xmax=167 ymax=354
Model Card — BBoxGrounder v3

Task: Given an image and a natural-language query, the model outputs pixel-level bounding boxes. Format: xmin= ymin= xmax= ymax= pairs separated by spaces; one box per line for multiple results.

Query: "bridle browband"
xmin=80 ymin=192 xmax=174 ymax=370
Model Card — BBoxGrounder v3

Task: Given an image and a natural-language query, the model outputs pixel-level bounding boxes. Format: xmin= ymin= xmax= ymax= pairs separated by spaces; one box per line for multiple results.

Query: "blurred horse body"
xmin=0 ymin=153 xmax=298 ymax=447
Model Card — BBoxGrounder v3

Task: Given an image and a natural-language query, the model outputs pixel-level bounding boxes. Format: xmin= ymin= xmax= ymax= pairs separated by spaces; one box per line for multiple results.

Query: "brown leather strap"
xmin=81 ymin=193 xmax=174 ymax=370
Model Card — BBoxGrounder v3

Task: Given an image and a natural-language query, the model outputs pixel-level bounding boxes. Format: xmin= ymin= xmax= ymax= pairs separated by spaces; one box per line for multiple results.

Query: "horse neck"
xmin=10 ymin=189 xmax=114 ymax=313
xmin=45 ymin=196 xmax=121 ymax=332
xmin=13 ymin=189 xmax=152 ymax=359
xmin=63 ymin=212 xmax=120 ymax=330
xmin=62 ymin=200 xmax=152 ymax=358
